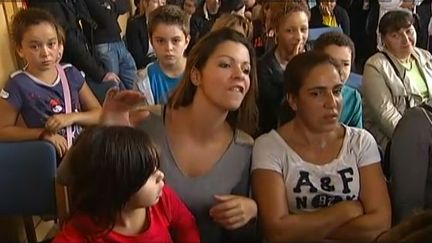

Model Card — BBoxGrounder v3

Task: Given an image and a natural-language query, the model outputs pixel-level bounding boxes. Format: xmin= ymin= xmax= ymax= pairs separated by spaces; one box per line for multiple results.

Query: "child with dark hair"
xmin=126 ymin=0 xmax=166 ymax=70
xmin=134 ymin=5 xmax=190 ymax=104
xmin=63 ymin=28 xmax=260 ymax=243
xmin=313 ymin=31 xmax=363 ymax=128
xmin=0 ymin=8 xmax=101 ymax=157
xmin=26 ymin=0 xmax=122 ymax=91
xmin=54 ymin=126 xmax=200 ymax=243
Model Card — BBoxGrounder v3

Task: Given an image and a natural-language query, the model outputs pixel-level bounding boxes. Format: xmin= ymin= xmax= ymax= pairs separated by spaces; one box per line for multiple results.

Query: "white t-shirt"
xmin=252 ymin=126 xmax=380 ymax=214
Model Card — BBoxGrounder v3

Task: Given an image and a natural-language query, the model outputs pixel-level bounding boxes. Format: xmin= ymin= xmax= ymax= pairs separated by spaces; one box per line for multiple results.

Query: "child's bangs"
xmin=146 ymin=143 xmax=161 ymax=172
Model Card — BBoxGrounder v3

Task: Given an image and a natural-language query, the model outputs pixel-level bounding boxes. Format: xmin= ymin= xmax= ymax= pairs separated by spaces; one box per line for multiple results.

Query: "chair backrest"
xmin=346 ymin=72 xmax=363 ymax=91
xmin=308 ymin=27 xmax=343 ymax=42
xmin=0 ymin=141 xmax=57 ymax=215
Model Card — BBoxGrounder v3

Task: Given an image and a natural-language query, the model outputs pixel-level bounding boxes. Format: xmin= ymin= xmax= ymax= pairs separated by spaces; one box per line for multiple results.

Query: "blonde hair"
xmin=211 ymin=14 xmax=253 ymax=39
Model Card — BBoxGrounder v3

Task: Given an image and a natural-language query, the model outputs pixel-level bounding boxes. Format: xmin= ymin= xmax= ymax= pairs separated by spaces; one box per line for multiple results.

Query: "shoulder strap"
xmin=380 ymin=51 xmax=402 ymax=79
xmin=380 ymin=51 xmax=411 ymax=107
xmin=56 ymin=64 xmax=73 ymax=148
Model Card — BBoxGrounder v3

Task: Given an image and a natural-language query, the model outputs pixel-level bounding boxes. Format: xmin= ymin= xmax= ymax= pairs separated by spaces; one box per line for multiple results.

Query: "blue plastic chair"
xmin=346 ymin=73 xmax=363 ymax=91
xmin=87 ymin=80 xmax=120 ymax=104
xmin=308 ymin=27 xmax=343 ymax=42
xmin=0 ymin=141 xmax=58 ymax=242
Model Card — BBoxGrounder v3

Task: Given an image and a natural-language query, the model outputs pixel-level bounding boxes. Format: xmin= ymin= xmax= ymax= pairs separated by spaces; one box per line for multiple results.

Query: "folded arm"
xmin=252 ymin=169 xmax=363 ymax=242
xmin=328 ymin=163 xmax=391 ymax=242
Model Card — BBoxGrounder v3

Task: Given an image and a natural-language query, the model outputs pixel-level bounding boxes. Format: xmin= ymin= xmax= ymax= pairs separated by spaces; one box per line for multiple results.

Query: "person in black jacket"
xmin=82 ymin=0 xmax=137 ymax=90
xmin=417 ymin=0 xmax=432 ymax=50
xmin=257 ymin=2 xmax=310 ymax=135
xmin=26 ymin=0 xmax=121 ymax=102
xmin=252 ymin=1 xmax=273 ymax=58
xmin=188 ymin=0 xmax=220 ymax=51
xmin=126 ymin=0 xmax=165 ymax=70
xmin=219 ymin=0 xmax=245 ymax=15
xmin=309 ymin=0 xmax=350 ymax=35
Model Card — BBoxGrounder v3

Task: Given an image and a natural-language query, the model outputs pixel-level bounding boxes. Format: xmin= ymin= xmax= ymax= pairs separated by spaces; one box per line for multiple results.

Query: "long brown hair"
xmin=169 ymin=28 xmax=258 ymax=135
xmin=211 ymin=13 xmax=253 ymax=40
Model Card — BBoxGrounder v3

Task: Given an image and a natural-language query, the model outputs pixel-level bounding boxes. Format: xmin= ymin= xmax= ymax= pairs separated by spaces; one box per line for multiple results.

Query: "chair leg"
xmin=23 ymin=216 xmax=37 ymax=243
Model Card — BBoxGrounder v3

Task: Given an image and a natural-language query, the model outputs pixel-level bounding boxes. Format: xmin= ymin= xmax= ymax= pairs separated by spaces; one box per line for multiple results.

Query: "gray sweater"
xmin=138 ymin=107 xmax=259 ymax=243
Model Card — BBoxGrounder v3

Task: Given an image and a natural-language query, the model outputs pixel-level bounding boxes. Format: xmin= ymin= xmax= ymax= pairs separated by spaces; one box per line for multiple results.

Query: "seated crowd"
xmin=0 ymin=0 xmax=432 ymax=242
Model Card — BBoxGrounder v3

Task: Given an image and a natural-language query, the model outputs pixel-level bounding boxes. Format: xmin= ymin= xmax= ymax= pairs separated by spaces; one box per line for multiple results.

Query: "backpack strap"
xmin=56 ymin=64 xmax=73 ymax=148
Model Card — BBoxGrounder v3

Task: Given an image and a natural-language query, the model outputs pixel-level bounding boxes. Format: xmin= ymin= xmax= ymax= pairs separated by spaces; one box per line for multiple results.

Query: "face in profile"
xmin=289 ymin=63 xmax=343 ymax=132
xmin=193 ymin=40 xmax=251 ymax=111
xmin=322 ymin=45 xmax=352 ymax=83
xmin=17 ymin=22 xmax=61 ymax=73
xmin=128 ymin=169 xmax=165 ymax=208
xmin=277 ymin=11 xmax=309 ymax=55
xmin=382 ymin=25 xmax=416 ymax=59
